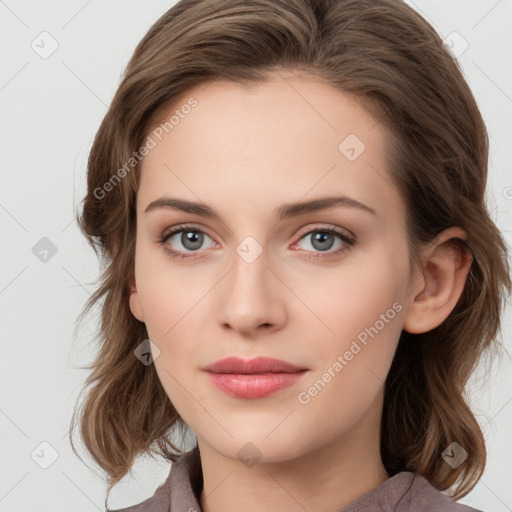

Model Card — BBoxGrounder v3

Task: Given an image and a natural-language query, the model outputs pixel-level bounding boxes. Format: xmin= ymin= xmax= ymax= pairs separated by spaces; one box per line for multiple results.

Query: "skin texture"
xmin=128 ymin=71 xmax=472 ymax=512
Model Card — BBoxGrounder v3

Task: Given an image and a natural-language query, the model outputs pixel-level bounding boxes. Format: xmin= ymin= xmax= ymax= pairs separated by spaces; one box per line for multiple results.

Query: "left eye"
xmin=293 ymin=229 xmax=353 ymax=255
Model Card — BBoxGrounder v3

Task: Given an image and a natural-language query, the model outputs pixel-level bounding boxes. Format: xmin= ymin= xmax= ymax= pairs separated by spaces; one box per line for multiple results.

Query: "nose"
xmin=216 ymin=248 xmax=286 ymax=337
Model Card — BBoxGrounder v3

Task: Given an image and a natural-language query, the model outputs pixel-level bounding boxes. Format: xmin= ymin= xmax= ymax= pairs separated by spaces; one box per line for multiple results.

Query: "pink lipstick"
xmin=202 ymin=356 xmax=308 ymax=399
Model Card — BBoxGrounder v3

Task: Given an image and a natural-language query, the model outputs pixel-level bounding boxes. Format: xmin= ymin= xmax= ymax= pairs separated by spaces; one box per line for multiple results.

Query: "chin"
xmin=200 ymin=430 xmax=310 ymax=466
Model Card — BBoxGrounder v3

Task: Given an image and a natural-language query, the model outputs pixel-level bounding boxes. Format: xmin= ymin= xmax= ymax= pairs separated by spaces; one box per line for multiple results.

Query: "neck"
xmin=198 ymin=411 xmax=389 ymax=512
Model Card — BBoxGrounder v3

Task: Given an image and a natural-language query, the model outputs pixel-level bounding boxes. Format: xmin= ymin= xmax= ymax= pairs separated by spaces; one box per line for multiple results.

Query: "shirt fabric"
xmin=106 ymin=445 xmax=484 ymax=512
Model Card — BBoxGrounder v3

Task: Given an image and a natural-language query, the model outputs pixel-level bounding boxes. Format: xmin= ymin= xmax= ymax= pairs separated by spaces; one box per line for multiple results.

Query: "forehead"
xmin=138 ymin=73 xmax=403 ymax=224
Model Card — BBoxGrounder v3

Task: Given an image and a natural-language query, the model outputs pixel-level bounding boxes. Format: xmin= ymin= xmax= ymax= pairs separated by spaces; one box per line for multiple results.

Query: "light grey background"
xmin=1 ymin=1 xmax=511 ymax=511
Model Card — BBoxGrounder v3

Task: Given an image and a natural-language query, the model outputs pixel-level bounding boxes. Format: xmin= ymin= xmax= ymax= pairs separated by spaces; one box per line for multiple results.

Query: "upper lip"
xmin=203 ymin=356 xmax=308 ymax=374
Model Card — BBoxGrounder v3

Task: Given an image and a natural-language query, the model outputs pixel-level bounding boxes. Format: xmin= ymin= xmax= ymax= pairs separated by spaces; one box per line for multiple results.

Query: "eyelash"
xmin=159 ymin=223 xmax=356 ymax=261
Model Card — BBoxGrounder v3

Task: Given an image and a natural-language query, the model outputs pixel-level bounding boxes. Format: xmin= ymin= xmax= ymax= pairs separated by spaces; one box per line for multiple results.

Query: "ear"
xmin=128 ymin=273 xmax=145 ymax=322
xmin=403 ymin=227 xmax=473 ymax=334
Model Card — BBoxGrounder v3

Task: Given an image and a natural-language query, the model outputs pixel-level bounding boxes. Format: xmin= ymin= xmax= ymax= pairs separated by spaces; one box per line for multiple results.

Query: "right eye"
xmin=160 ymin=224 xmax=217 ymax=260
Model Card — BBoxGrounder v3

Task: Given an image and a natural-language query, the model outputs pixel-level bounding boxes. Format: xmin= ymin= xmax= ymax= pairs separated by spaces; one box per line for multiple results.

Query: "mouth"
xmin=202 ymin=356 xmax=309 ymax=399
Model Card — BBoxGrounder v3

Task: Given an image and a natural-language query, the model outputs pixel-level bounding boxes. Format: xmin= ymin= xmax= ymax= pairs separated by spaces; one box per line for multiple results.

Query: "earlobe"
xmin=128 ymin=274 xmax=145 ymax=322
xmin=402 ymin=228 xmax=473 ymax=334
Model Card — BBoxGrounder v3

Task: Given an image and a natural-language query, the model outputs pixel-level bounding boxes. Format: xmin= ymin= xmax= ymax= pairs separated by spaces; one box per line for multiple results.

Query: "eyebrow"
xmin=144 ymin=194 xmax=377 ymax=221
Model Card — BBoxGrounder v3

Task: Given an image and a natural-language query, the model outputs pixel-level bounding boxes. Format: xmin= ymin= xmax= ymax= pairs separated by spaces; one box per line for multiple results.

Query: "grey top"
xmin=106 ymin=445 xmax=483 ymax=512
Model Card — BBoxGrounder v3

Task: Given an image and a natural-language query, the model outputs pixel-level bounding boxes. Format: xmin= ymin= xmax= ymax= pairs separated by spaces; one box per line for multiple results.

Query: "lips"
xmin=202 ymin=356 xmax=307 ymax=374
xmin=202 ymin=357 xmax=309 ymax=399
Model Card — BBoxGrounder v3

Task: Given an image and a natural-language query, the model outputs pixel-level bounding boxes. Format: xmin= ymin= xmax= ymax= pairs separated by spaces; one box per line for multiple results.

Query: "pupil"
xmin=184 ymin=231 xmax=202 ymax=249
xmin=313 ymin=232 xmax=334 ymax=251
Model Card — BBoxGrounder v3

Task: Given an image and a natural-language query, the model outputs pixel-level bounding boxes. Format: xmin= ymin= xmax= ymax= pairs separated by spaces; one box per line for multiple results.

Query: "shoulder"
xmin=105 ymin=446 xmax=201 ymax=512
xmin=402 ymin=473 xmax=484 ymax=512
xmin=105 ymin=468 xmax=172 ymax=512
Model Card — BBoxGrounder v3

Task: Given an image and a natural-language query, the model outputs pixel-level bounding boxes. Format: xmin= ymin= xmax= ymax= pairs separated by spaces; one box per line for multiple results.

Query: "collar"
xmin=167 ymin=445 xmax=477 ymax=512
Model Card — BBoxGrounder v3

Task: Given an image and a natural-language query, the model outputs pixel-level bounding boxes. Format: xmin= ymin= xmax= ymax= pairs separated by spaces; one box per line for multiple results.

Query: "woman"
xmin=70 ymin=0 xmax=511 ymax=510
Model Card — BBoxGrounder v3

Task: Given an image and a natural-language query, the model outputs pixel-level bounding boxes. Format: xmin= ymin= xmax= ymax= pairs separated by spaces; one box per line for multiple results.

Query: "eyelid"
xmin=294 ymin=223 xmax=355 ymax=241
xmin=161 ymin=222 xmax=215 ymax=240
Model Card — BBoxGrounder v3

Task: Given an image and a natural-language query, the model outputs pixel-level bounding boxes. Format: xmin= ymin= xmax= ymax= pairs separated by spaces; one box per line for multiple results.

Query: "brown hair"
xmin=70 ymin=0 xmax=511 ymax=507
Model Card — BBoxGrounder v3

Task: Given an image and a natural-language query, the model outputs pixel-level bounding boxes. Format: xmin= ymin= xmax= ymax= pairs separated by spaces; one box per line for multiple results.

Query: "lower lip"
xmin=205 ymin=371 xmax=308 ymax=399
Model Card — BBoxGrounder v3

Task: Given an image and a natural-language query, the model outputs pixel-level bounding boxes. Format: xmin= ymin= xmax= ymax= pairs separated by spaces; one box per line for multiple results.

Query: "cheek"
xmin=293 ymin=256 xmax=406 ymax=435
xmin=135 ymin=255 xmax=207 ymax=385
xmin=135 ymin=247 xmax=201 ymax=338
xmin=299 ymin=249 xmax=408 ymax=411
xmin=296 ymin=242 xmax=408 ymax=345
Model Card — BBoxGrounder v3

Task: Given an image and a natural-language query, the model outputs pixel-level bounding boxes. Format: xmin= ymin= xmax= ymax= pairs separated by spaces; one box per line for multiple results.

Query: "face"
xmin=129 ymin=72 xmax=415 ymax=464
